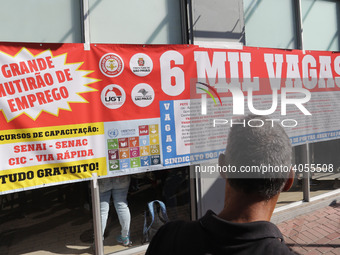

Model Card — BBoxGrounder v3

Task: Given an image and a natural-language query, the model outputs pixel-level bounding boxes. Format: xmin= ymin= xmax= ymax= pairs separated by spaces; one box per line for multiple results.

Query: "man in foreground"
xmin=146 ymin=115 xmax=297 ymax=255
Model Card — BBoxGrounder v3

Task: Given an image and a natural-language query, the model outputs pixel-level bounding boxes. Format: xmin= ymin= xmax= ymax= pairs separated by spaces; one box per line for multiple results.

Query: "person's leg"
xmin=99 ymin=190 xmax=111 ymax=237
xmin=112 ymin=176 xmax=131 ymax=244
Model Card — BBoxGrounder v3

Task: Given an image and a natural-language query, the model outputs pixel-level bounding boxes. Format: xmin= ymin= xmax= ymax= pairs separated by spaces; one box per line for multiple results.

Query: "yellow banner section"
xmin=0 ymin=157 xmax=107 ymax=193
xmin=0 ymin=122 xmax=104 ymax=145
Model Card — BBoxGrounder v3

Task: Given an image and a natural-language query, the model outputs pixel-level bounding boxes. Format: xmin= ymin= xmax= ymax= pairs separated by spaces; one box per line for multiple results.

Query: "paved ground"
xmin=125 ymin=201 xmax=340 ymax=255
xmin=277 ymin=201 xmax=340 ymax=255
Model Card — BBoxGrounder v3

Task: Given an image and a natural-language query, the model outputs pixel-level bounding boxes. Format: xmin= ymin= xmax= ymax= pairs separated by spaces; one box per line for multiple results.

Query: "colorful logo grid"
xmin=107 ymin=124 xmax=160 ymax=170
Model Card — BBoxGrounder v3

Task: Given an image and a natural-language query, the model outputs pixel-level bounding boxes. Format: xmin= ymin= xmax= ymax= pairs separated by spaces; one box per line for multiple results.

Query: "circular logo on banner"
xmin=131 ymin=83 xmax=155 ymax=107
xmin=99 ymin=53 xmax=124 ymax=77
xmin=108 ymin=129 xmax=119 ymax=138
xmin=101 ymin=84 xmax=126 ymax=109
xmin=129 ymin=53 xmax=153 ymax=77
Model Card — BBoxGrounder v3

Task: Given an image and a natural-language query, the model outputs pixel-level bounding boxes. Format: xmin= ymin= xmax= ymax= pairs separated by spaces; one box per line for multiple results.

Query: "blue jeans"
xmin=99 ymin=176 xmax=131 ymax=238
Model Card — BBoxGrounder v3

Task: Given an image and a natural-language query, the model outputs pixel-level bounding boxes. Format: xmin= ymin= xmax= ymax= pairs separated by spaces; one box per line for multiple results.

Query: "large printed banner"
xmin=161 ymin=49 xmax=340 ymax=166
xmin=0 ymin=42 xmax=339 ymax=193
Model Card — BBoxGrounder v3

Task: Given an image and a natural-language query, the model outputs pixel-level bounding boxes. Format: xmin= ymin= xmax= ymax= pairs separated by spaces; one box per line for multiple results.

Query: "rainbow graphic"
xmin=196 ymin=82 xmax=223 ymax=106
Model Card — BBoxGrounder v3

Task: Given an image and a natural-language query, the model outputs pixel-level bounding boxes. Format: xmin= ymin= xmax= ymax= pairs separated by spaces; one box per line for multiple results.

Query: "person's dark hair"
xmin=221 ymin=115 xmax=292 ymax=199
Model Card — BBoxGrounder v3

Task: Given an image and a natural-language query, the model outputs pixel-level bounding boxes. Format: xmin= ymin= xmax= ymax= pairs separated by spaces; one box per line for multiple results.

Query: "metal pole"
xmin=91 ymin=173 xmax=104 ymax=255
xmin=295 ymin=0 xmax=304 ymax=51
xmin=302 ymin=144 xmax=311 ymax=202
xmin=296 ymin=0 xmax=311 ymax=202
xmin=180 ymin=0 xmax=189 ymax=44
xmin=186 ymin=0 xmax=194 ymax=44
xmin=81 ymin=0 xmax=91 ymax=51
xmin=189 ymin=165 xmax=198 ymax=221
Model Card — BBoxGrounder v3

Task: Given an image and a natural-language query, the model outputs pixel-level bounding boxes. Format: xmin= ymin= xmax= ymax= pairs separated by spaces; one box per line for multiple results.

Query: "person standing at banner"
xmin=98 ymin=175 xmax=132 ymax=246
xmin=146 ymin=115 xmax=296 ymax=255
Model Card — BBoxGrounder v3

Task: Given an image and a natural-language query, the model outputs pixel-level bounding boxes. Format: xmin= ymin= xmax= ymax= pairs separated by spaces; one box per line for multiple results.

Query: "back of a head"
xmin=221 ymin=115 xmax=292 ymax=200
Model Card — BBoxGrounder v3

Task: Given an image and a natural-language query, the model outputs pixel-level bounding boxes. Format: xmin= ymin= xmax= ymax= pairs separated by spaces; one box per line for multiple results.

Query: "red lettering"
xmin=27 ymin=94 xmax=37 ymax=107
xmin=14 ymin=145 xmax=20 ymax=153
xmin=45 ymin=56 xmax=55 ymax=69
xmin=9 ymin=157 xmax=27 ymax=165
xmin=14 ymin=96 xmax=29 ymax=111
xmin=43 ymin=90 xmax=53 ymax=102
xmin=8 ymin=99 xmax=17 ymax=112
xmin=9 ymin=63 xmax=21 ymax=76
xmin=37 ymin=58 xmax=47 ymax=71
xmin=51 ymin=88 xmax=61 ymax=100
xmin=56 ymin=70 xmax=65 ymax=83
xmin=1 ymin=65 xmax=11 ymax=78
xmin=19 ymin=61 xmax=30 ymax=75
xmin=55 ymin=142 xmax=61 ymax=149
xmin=26 ymin=77 xmax=37 ymax=90
xmin=36 ymin=92 xmax=47 ymax=104
xmin=59 ymin=86 xmax=69 ymax=98
xmin=27 ymin=59 xmax=39 ymax=73
xmin=64 ymin=69 xmax=72 ymax=81
xmin=55 ymin=139 xmax=88 ymax=149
